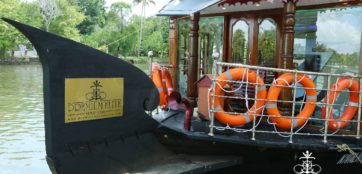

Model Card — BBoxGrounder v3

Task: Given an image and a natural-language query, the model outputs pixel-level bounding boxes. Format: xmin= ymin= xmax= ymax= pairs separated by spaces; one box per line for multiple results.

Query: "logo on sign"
xmin=86 ymin=80 xmax=106 ymax=101
xmin=65 ymin=78 xmax=124 ymax=123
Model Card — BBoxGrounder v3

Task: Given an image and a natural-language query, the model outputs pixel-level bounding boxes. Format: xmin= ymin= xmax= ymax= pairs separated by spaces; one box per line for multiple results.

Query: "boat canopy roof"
xmin=157 ymin=0 xmax=222 ymax=16
xmin=157 ymin=0 xmax=356 ymax=16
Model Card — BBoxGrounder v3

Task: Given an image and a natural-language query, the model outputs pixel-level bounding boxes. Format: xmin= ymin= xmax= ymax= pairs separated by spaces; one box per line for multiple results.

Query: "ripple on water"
xmin=0 ymin=64 xmax=48 ymax=174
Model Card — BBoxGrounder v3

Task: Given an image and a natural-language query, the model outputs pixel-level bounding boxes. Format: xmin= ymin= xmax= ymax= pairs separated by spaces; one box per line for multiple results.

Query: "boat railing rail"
xmin=208 ymin=61 xmax=362 ymax=144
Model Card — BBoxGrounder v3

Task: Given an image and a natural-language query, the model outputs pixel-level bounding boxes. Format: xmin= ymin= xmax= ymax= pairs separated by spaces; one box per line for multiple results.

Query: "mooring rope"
xmin=337 ymin=144 xmax=362 ymax=165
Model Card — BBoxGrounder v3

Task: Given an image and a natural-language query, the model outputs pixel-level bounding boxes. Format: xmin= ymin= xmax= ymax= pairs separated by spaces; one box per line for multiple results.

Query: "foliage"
xmin=132 ymin=0 xmax=156 ymax=56
xmin=39 ymin=0 xmax=60 ymax=31
xmin=0 ymin=0 xmax=168 ymax=61
xmin=48 ymin=0 xmax=85 ymax=41
xmin=76 ymin=0 xmax=106 ymax=35
xmin=109 ymin=2 xmax=131 ymax=31
xmin=258 ymin=30 xmax=276 ymax=65
xmin=312 ymin=42 xmax=359 ymax=74
xmin=141 ymin=17 xmax=169 ymax=58
xmin=232 ymin=29 xmax=247 ymax=63
xmin=132 ymin=0 xmax=155 ymax=6
xmin=0 ymin=0 xmax=42 ymax=57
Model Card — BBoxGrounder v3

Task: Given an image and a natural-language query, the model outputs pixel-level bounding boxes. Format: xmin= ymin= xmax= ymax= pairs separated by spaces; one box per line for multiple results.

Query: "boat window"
xmin=199 ymin=17 xmax=224 ymax=75
xmin=258 ymin=18 xmax=276 ymax=67
xmin=231 ymin=20 xmax=249 ymax=64
xmin=177 ymin=19 xmax=190 ymax=97
xmin=294 ymin=6 xmax=362 ymax=75
xmin=294 ymin=6 xmax=362 ymax=123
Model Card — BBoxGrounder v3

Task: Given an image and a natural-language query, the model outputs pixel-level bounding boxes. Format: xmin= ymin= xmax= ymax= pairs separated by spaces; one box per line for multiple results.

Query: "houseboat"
xmin=2 ymin=0 xmax=362 ymax=173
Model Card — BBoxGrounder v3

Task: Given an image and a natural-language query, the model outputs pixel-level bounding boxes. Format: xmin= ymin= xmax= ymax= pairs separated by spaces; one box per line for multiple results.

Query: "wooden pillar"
xmin=187 ymin=12 xmax=200 ymax=102
xmin=168 ymin=17 xmax=178 ymax=90
xmin=249 ymin=18 xmax=259 ymax=65
xmin=279 ymin=0 xmax=297 ymax=114
xmin=280 ymin=0 xmax=297 ymax=69
xmin=223 ymin=15 xmax=230 ymax=63
xmin=274 ymin=15 xmax=283 ymax=68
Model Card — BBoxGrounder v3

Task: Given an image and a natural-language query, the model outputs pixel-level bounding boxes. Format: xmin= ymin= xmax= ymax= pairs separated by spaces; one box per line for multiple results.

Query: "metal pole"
xmin=208 ymin=60 xmax=218 ymax=136
xmin=323 ymin=75 xmax=332 ymax=144
xmin=252 ymin=69 xmax=260 ymax=140
xmin=148 ymin=58 xmax=153 ymax=77
xmin=356 ymin=77 xmax=362 ymax=140
xmin=289 ymin=70 xmax=298 ymax=143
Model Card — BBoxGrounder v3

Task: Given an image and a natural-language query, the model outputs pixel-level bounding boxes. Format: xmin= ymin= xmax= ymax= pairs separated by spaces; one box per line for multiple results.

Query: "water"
xmin=0 ymin=64 xmax=48 ymax=174
xmin=0 ymin=63 xmax=148 ymax=174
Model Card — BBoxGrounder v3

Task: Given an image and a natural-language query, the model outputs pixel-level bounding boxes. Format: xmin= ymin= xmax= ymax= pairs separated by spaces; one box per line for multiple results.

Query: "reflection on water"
xmin=0 ymin=64 xmax=48 ymax=174
xmin=0 ymin=63 xmax=148 ymax=174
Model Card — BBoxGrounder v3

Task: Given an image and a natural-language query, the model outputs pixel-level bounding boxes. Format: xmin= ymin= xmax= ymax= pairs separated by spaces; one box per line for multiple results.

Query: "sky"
xmin=316 ymin=9 xmax=362 ymax=54
xmin=293 ymin=8 xmax=362 ymax=54
xmin=105 ymin=0 xmax=169 ymax=17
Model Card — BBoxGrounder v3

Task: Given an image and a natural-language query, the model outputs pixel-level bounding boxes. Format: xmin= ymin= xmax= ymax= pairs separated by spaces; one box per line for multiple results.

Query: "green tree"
xmin=133 ymin=0 xmax=155 ymax=56
xmin=83 ymin=9 xmax=138 ymax=57
xmin=142 ymin=17 xmax=168 ymax=58
xmin=0 ymin=0 xmax=42 ymax=58
xmin=258 ymin=30 xmax=276 ymax=65
xmin=110 ymin=2 xmax=131 ymax=32
xmin=39 ymin=0 xmax=60 ymax=31
xmin=232 ymin=29 xmax=246 ymax=63
xmin=76 ymin=0 xmax=106 ymax=35
xmin=48 ymin=0 xmax=85 ymax=41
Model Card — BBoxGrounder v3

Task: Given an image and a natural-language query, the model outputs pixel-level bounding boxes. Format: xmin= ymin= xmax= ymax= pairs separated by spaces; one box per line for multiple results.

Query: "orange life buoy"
xmin=210 ymin=68 xmax=267 ymax=126
xmin=161 ymin=67 xmax=174 ymax=95
xmin=266 ymin=73 xmax=317 ymax=129
xmin=322 ymin=78 xmax=360 ymax=131
xmin=151 ymin=63 xmax=167 ymax=107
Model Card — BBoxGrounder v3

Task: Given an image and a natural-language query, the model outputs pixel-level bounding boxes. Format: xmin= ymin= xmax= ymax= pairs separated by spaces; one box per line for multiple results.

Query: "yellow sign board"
xmin=65 ymin=78 xmax=124 ymax=123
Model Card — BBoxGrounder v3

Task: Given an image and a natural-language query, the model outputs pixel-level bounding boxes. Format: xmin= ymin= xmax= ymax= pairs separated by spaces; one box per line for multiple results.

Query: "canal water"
xmin=0 ymin=64 xmax=47 ymax=173
xmin=0 ymin=63 xmax=148 ymax=174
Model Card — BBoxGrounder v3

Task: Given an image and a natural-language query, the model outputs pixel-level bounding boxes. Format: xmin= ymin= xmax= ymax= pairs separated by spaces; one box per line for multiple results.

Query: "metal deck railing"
xmin=208 ymin=61 xmax=362 ymax=144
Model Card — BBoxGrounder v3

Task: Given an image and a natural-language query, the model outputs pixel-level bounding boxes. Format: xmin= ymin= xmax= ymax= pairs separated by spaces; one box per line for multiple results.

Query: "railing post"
xmin=323 ymin=75 xmax=332 ymax=144
xmin=252 ymin=69 xmax=260 ymax=140
xmin=289 ymin=70 xmax=298 ymax=143
xmin=356 ymin=77 xmax=362 ymax=140
xmin=208 ymin=60 xmax=218 ymax=136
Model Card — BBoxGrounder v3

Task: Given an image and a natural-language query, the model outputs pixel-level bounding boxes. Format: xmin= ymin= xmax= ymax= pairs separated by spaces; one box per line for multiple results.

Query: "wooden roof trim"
xmin=218 ymin=0 xmax=298 ymax=7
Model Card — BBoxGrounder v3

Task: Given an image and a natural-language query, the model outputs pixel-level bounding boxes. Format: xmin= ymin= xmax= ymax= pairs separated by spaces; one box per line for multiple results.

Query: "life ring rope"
xmin=206 ymin=62 xmax=362 ymax=141
xmin=321 ymin=77 xmax=340 ymax=135
xmin=214 ymin=69 xmax=266 ymax=114
xmin=264 ymin=74 xmax=314 ymax=137
xmin=266 ymin=73 xmax=317 ymax=130
xmin=209 ymin=68 xmax=268 ymax=126
xmin=321 ymin=77 xmax=360 ymax=132
xmin=209 ymin=88 xmax=267 ymax=133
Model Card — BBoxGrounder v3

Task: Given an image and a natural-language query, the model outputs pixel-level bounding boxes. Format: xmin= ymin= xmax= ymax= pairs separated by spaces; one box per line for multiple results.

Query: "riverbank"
xmin=0 ymin=58 xmax=39 ymax=65
xmin=122 ymin=56 xmax=167 ymax=64
xmin=0 ymin=56 xmax=167 ymax=65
